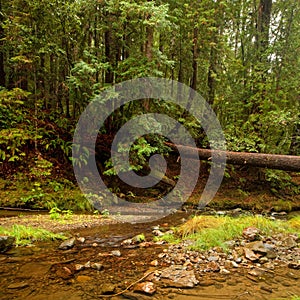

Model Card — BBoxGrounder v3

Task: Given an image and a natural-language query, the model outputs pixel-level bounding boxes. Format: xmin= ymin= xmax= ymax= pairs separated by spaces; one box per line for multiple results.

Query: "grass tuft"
xmin=159 ymin=215 xmax=300 ymax=251
xmin=0 ymin=224 xmax=66 ymax=246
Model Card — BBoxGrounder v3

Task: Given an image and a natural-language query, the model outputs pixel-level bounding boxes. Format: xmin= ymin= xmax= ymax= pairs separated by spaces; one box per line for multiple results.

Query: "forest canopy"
xmin=0 ymin=0 xmax=299 ymax=181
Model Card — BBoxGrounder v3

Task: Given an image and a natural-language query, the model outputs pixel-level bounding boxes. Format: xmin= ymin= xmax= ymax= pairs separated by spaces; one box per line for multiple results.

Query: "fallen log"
xmin=165 ymin=143 xmax=300 ymax=172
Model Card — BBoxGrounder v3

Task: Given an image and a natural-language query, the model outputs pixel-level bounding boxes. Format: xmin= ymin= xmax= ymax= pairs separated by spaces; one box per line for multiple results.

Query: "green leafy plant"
xmin=101 ymin=209 xmax=110 ymax=218
xmin=49 ymin=207 xmax=73 ymax=221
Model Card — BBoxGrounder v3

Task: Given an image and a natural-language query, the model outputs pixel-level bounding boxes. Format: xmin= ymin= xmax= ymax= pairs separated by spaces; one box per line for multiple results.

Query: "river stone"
xmin=246 ymin=241 xmax=268 ymax=254
xmin=205 ymin=261 xmax=220 ymax=272
xmin=244 ymin=247 xmax=259 ymax=261
xmin=242 ymin=227 xmax=260 ymax=241
xmin=288 ymin=262 xmax=300 ymax=270
xmin=220 ymin=267 xmax=230 ymax=275
xmin=134 ymin=281 xmax=156 ymax=295
xmin=198 ymin=279 xmax=214 ymax=287
xmin=160 ymin=265 xmax=199 ymax=288
xmin=7 ymin=281 xmax=29 ymax=289
xmin=77 ymin=237 xmax=85 ymax=243
xmin=111 ymin=250 xmax=121 ymax=257
xmin=248 ymin=267 xmax=265 ymax=277
xmin=74 ymin=264 xmax=85 ymax=271
xmin=100 ymin=283 xmax=116 ymax=295
xmin=0 ymin=235 xmax=15 ymax=253
xmin=91 ymin=262 xmax=103 ymax=271
xmin=283 ymin=236 xmax=298 ymax=248
xmin=58 ymin=237 xmax=76 ymax=250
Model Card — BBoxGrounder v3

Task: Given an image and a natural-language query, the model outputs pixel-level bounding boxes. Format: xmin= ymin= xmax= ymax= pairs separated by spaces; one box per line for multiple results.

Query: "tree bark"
xmin=0 ymin=0 xmax=5 ymax=87
xmin=165 ymin=142 xmax=300 ymax=172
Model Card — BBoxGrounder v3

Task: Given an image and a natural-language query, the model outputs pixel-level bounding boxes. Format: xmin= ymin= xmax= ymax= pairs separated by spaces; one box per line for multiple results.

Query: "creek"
xmin=0 ymin=210 xmax=299 ymax=300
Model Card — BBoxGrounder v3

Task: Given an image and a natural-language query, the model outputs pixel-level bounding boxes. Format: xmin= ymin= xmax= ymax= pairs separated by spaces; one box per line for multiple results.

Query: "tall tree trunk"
xmin=0 ymin=0 xmax=5 ymax=87
xmin=190 ymin=26 xmax=198 ymax=92
xmin=257 ymin=0 xmax=273 ymax=55
xmin=207 ymin=45 xmax=216 ymax=105
xmin=104 ymin=30 xmax=114 ymax=85
xmin=145 ymin=26 xmax=153 ymax=61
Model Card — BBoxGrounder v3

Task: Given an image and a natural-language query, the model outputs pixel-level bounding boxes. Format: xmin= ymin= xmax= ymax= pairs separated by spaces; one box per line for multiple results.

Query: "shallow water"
xmin=0 ymin=210 xmax=299 ymax=300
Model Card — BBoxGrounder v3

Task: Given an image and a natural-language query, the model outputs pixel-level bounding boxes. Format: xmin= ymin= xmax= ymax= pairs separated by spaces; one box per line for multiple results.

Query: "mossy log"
xmin=165 ymin=143 xmax=300 ymax=172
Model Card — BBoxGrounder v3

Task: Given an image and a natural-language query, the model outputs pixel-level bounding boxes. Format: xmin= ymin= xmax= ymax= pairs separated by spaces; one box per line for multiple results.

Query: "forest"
xmin=0 ymin=0 xmax=300 ymax=212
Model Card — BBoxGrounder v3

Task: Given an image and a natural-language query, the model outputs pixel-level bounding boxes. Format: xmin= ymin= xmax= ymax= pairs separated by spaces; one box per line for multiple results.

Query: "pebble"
xmin=7 ymin=282 xmax=29 ymax=289
xmin=77 ymin=237 xmax=85 ymax=243
xmin=220 ymin=267 xmax=230 ymax=275
xmin=91 ymin=262 xmax=103 ymax=271
xmin=111 ymin=250 xmax=121 ymax=257
xmin=58 ymin=237 xmax=76 ymax=250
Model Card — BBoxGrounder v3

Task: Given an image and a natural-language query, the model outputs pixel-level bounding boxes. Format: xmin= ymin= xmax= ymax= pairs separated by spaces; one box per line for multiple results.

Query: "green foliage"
xmin=30 ymin=159 xmax=53 ymax=178
xmin=101 ymin=209 xmax=110 ymax=218
xmin=0 ymin=88 xmax=30 ymax=129
xmin=0 ymin=224 xmax=66 ymax=246
xmin=49 ymin=207 xmax=73 ymax=220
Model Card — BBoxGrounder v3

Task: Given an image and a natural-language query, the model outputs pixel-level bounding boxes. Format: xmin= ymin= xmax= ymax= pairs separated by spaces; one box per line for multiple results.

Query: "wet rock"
xmin=139 ymin=241 xmax=153 ymax=248
xmin=77 ymin=237 xmax=85 ymax=243
xmin=283 ymin=236 xmax=298 ymax=249
xmin=74 ymin=264 xmax=85 ymax=271
xmin=132 ymin=234 xmax=145 ymax=243
xmin=151 ymin=225 xmax=160 ymax=231
xmin=259 ymin=257 xmax=269 ymax=264
xmin=100 ymin=283 xmax=116 ymax=295
xmin=260 ymin=285 xmax=273 ymax=293
xmin=266 ymin=250 xmax=277 ymax=259
xmin=207 ymin=255 xmax=219 ymax=262
xmin=219 ymin=267 xmax=230 ymax=275
xmin=152 ymin=230 xmax=164 ymax=237
xmin=263 ymin=262 xmax=275 ymax=270
xmin=150 ymin=259 xmax=159 ymax=266
xmin=121 ymin=238 xmax=133 ymax=246
xmin=205 ymin=261 xmax=220 ymax=272
xmin=243 ymin=227 xmax=260 ymax=241
xmin=134 ymin=281 xmax=156 ymax=295
xmin=224 ymin=240 xmax=236 ymax=249
xmin=160 ymin=265 xmax=199 ymax=288
xmin=198 ymin=279 xmax=214 ymax=287
xmin=235 ymin=257 xmax=243 ymax=264
xmin=76 ymin=275 xmax=92 ymax=283
xmin=7 ymin=282 xmax=29 ymax=289
xmin=216 ymin=211 xmax=226 ymax=216
xmin=248 ymin=268 xmax=265 ymax=277
xmin=244 ymin=247 xmax=259 ymax=261
xmin=58 ymin=237 xmax=76 ymax=250
xmin=91 ymin=262 xmax=103 ymax=271
xmin=56 ymin=266 xmax=73 ymax=279
xmin=246 ymin=241 xmax=268 ymax=254
xmin=111 ymin=250 xmax=121 ymax=257
xmin=0 ymin=235 xmax=15 ymax=253
xmin=84 ymin=261 xmax=91 ymax=268
xmin=288 ymin=262 xmax=300 ymax=270
xmin=158 ymin=252 xmax=166 ymax=259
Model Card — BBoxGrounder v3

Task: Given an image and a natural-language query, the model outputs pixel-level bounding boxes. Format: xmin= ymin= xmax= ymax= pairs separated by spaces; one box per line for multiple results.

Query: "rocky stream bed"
xmin=0 ymin=209 xmax=299 ymax=300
